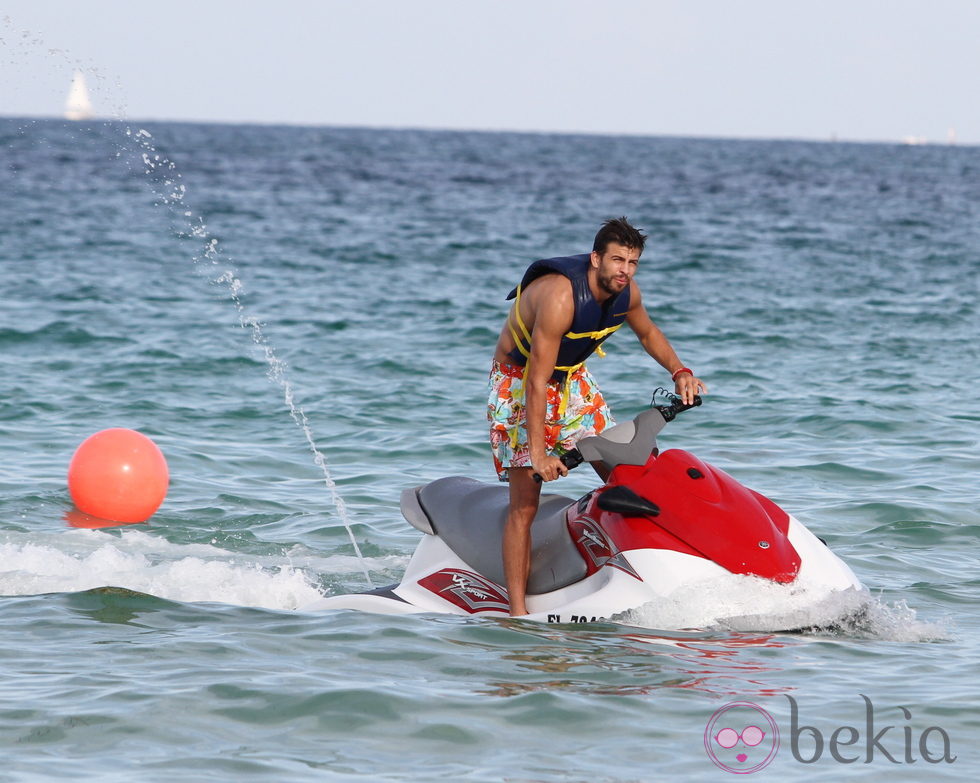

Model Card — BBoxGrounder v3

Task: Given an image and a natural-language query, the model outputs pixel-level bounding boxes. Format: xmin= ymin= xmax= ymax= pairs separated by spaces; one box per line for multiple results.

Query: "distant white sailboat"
xmin=64 ymin=70 xmax=94 ymax=121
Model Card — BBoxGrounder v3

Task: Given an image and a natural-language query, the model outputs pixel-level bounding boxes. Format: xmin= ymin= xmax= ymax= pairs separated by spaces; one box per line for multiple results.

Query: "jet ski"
xmin=315 ymin=393 xmax=866 ymax=628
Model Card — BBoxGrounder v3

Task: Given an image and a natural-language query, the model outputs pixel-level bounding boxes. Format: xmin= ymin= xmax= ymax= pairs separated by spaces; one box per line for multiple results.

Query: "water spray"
xmin=125 ymin=125 xmax=374 ymax=587
xmin=1 ymin=17 xmax=373 ymax=586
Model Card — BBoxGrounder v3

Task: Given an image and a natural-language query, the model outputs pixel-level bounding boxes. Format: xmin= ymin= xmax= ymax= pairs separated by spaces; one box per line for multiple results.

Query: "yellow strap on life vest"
xmin=506 ymin=283 xmax=533 ymax=361
xmin=564 ymin=323 xmax=624 ymax=341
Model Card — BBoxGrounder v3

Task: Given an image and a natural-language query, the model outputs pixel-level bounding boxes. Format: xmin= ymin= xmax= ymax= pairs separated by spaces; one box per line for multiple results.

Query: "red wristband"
xmin=671 ymin=367 xmax=693 ymax=382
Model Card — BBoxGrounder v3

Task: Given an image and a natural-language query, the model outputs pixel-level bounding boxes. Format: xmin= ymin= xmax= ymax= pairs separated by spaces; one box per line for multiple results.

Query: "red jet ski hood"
xmin=601 ymin=449 xmax=801 ymax=583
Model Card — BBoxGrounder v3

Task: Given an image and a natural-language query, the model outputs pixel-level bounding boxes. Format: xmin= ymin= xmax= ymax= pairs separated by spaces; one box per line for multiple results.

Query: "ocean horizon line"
xmin=1 ymin=112 xmax=973 ymax=150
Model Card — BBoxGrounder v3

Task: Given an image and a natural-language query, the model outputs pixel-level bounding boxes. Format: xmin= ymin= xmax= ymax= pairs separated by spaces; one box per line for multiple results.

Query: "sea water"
xmin=0 ymin=118 xmax=977 ymax=781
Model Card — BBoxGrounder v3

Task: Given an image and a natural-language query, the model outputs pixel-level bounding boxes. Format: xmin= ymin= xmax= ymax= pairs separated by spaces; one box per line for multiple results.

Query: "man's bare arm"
xmin=523 ymin=276 xmax=574 ymax=481
xmin=625 ymin=282 xmax=707 ymax=403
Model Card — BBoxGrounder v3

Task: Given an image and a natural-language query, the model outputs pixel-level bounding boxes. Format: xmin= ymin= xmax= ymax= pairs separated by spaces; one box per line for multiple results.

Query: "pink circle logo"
xmin=704 ymin=702 xmax=780 ymax=774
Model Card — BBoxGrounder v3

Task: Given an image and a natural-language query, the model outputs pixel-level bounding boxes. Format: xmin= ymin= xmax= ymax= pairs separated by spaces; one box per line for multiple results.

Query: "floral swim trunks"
xmin=487 ymin=360 xmax=614 ymax=482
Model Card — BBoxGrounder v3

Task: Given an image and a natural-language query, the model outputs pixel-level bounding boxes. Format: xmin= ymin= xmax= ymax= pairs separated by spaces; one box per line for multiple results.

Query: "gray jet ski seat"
xmin=400 ymin=476 xmax=588 ymax=595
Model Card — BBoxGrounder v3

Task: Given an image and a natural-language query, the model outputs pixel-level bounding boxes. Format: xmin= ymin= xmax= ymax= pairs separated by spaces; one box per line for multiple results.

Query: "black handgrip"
xmin=655 ymin=394 xmax=702 ymax=422
xmin=532 ymin=449 xmax=584 ymax=483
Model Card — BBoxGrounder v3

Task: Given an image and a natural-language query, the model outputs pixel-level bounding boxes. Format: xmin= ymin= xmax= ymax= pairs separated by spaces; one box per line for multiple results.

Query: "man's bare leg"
xmin=502 ymin=467 xmax=541 ymax=616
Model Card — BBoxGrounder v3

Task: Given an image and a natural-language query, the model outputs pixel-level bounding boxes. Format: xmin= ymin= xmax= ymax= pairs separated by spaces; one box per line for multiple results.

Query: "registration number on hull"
xmin=546 ymin=614 xmax=597 ymax=624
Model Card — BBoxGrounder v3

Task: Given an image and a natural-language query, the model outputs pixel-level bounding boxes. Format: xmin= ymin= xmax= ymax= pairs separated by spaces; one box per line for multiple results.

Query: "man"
xmin=488 ymin=217 xmax=707 ymax=616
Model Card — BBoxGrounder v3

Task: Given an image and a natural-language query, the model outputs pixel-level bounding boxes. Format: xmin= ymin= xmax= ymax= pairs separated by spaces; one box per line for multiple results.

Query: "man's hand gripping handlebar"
xmin=532 ymin=393 xmax=702 ymax=483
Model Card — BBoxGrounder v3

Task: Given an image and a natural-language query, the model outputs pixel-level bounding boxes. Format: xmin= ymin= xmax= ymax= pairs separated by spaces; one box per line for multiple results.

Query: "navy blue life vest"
xmin=505 ymin=253 xmax=631 ymax=380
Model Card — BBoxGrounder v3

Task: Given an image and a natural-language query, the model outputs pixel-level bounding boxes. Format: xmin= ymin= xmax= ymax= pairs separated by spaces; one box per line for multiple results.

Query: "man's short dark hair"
xmin=593 ymin=217 xmax=646 ymax=254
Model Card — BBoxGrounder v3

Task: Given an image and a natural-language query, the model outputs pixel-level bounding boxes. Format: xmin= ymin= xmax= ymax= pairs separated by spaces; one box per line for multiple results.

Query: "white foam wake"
xmin=618 ymin=573 xmax=948 ymax=642
xmin=0 ymin=530 xmax=404 ymax=612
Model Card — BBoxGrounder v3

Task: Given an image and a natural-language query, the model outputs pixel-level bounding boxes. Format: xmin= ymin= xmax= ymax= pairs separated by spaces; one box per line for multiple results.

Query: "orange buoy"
xmin=68 ymin=428 xmax=169 ymax=523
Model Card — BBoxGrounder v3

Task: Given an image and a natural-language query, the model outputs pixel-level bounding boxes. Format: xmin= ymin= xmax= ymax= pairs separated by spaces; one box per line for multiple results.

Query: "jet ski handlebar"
xmin=657 ymin=393 xmax=702 ymax=421
xmin=533 ymin=394 xmax=702 ymax=483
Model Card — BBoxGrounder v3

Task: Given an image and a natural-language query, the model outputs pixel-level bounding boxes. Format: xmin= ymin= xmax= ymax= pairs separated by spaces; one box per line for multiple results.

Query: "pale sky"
xmin=2 ymin=0 xmax=979 ymax=143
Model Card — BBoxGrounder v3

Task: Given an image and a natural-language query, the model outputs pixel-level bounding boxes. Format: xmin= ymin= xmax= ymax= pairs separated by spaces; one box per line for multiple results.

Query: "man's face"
xmin=592 ymin=242 xmax=640 ymax=297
